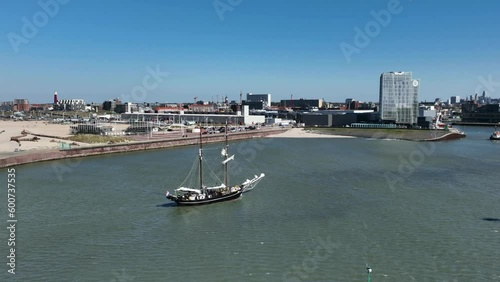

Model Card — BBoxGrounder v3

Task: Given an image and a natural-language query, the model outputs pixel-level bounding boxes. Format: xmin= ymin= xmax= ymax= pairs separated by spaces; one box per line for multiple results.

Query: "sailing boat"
xmin=165 ymin=123 xmax=265 ymax=205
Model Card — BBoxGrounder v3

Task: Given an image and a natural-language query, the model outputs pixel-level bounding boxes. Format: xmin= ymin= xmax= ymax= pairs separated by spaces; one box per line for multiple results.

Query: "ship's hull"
xmin=169 ymin=190 xmax=242 ymax=206
xmin=490 ymin=135 xmax=500 ymax=140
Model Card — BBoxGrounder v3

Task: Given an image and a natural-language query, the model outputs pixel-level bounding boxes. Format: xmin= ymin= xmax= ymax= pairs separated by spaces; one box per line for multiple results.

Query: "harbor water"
xmin=1 ymin=126 xmax=499 ymax=281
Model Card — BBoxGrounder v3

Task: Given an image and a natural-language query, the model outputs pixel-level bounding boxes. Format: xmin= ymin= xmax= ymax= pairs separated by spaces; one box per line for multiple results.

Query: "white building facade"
xmin=379 ymin=72 xmax=419 ymax=124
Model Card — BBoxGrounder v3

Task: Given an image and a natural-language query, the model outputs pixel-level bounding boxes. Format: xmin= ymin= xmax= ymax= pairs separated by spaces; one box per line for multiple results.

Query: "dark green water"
xmin=1 ymin=126 xmax=499 ymax=281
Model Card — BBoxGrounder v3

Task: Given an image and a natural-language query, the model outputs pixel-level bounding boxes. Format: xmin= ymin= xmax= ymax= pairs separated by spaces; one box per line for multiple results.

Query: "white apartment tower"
xmin=379 ymin=72 xmax=419 ymax=124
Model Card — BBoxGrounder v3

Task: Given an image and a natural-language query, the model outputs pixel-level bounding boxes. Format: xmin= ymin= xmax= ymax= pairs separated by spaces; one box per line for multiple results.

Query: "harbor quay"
xmin=0 ymin=120 xmax=286 ymax=168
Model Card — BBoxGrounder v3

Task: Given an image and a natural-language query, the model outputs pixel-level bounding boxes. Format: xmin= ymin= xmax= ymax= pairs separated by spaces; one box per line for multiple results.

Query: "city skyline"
xmin=1 ymin=0 xmax=500 ymax=104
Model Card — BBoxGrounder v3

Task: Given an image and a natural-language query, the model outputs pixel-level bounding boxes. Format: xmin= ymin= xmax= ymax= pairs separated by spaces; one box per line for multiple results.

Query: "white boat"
xmin=490 ymin=127 xmax=500 ymax=140
xmin=432 ymin=112 xmax=449 ymax=130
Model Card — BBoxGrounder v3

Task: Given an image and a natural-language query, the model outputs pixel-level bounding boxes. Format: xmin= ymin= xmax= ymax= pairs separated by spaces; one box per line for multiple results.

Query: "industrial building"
xmin=280 ymin=98 xmax=324 ymax=109
xmin=55 ymin=99 xmax=86 ymax=111
xmin=121 ymin=105 xmax=265 ymax=125
xmin=299 ymin=110 xmax=377 ymax=127
xmin=242 ymin=101 xmax=265 ymax=110
xmin=246 ymin=93 xmax=271 ymax=108
xmin=461 ymin=103 xmax=500 ymax=123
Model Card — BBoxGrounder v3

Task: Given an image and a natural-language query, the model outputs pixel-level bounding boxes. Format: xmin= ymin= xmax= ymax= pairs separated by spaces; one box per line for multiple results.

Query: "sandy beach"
xmin=0 ymin=121 xmax=66 ymax=150
xmin=0 ymin=120 xmax=101 ymax=158
xmin=268 ymin=127 xmax=355 ymax=138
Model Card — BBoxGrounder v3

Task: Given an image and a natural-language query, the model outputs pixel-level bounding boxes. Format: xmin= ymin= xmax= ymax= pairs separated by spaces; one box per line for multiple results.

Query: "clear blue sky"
xmin=1 ymin=0 xmax=499 ymax=104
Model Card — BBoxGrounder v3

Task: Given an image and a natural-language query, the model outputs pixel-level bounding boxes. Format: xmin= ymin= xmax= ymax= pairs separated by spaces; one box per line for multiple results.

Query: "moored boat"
xmin=490 ymin=127 xmax=500 ymax=140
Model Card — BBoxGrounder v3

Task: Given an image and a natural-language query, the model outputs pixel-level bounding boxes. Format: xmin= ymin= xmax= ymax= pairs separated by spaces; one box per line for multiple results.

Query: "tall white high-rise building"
xmin=379 ymin=72 xmax=419 ymax=124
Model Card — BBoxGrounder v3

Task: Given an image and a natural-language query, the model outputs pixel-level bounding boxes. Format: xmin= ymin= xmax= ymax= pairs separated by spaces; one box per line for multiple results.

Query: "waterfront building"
xmin=0 ymin=101 xmax=14 ymax=111
xmin=300 ymin=110 xmax=376 ymax=127
xmin=461 ymin=103 xmax=500 ymax=123
xmin=280 ymin=98 xmax=324 ymax=109
xmin=243 ymin=100 xmax=265 ymax=110
xmin=345 ymin=98 xmax=359 ymax=110
xmin=103 ymin=98 xmax=121 ymax=112
xmin=121 ymin=106 xmax=264 ymax=125
xmin=379 ymin=72 xmax=419 ymax=125
xmin=419 ymin=105 xmax=436 ymax=118
xmin=246 ymin=93 xmax=271 ymax=108
xmin=30 ymin=103 xmax=53 ymax=111
xmin=13 ymin=99 xmax=30 ymax=112
xmin=71 ymin=124 xmax=117 ymax=135
xmin=56 ymin=99 xmax=86 ymax=111
xmin=189 ymin=104 xmax=215 ymax=113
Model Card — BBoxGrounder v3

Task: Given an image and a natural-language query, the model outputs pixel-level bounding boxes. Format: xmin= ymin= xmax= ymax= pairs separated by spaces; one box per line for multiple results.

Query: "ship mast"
xmin=199 ymin=128 xmax=203 ymax=191
xmin=224 ymin=121 xmax=229 ymax=187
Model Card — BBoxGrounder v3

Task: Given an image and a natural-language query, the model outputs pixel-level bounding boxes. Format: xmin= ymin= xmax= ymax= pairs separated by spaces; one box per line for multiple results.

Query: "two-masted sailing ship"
xmin=165 ymin=124 xmax=265 ymax=205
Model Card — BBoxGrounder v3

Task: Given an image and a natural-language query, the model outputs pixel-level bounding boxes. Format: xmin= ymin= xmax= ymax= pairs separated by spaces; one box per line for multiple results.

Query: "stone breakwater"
xmin=0 ymin=129 xmax=286 ymax=168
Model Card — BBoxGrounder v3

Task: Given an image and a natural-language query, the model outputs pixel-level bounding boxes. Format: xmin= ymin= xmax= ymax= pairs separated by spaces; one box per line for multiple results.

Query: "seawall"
xmin=423 ymin=132 xmax=466 ymax=141
xmin=452 ymin=122 xmax=500 ymax=126
xmin=0 ymin=129 xmax=286 ymax=168
xmin=309 ymin=127 xmax=466 ymax=141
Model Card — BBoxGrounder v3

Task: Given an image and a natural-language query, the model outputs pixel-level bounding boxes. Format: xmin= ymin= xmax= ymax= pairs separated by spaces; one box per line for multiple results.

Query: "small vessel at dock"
xmin=490 ymin=127 xmax=500 ymax=140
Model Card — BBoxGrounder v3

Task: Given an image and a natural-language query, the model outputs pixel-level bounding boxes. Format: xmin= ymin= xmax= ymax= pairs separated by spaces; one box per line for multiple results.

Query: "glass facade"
xmin=379 ymin=72 xmax=419 ymax=124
